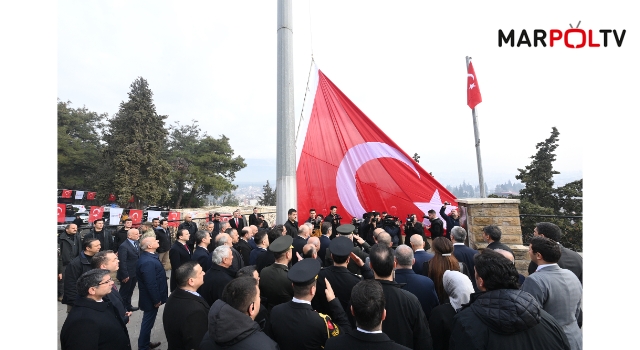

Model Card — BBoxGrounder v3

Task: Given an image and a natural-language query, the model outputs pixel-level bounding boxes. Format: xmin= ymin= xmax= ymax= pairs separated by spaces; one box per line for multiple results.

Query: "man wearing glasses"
xmin=60 ymin=269 xmax=131 ymax=349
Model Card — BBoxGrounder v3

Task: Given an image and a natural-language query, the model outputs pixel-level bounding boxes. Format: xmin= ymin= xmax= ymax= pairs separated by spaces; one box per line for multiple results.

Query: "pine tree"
xmin=258 ymin=180 xmax=277 ymax=206
xmin=102 ymin=77 xmax=171 ymax=207
xmin=516 ymin=127 xmax=560 ymax=208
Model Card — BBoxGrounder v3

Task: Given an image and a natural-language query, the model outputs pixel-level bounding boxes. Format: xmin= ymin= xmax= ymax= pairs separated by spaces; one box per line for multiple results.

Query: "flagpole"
xmin=466 ymin=56 xmax=486 ymax=198
xmin=276 ymin=0 xmax=297 ymax=224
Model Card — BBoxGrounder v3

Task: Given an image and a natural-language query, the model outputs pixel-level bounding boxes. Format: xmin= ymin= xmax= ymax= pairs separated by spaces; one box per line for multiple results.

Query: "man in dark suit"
xmin=198 ymin=245 xmax=236 ymax=307
xmin=60 ymin=269 xmax=131 ymax=350
xmin=163 ymin=261 xmax=209 ymax=349
xmin=235 ymin=227 xmax=254 ymax=267
xmin=482 ymin=225 xmax=514 ymax=255
xmin=450 ymin=226 xmax=479 ymax=290
xmin=267 ymin=258 xmax=351 ymax=350
xmin=169 ymin=229 xmax=192 ymax=292
xmin=248 ymin=207 xmax=260 ymax=226
xmin=409 ymin=234 xmax=434 ymax=275
xmin=62 ymin=236 xmax=101 ymax=312
xmin=250 ymin=230 xmax=270 ymax=266
xmin=155 ymin=218 xmax=172 ymax=271
xmin=291 ymin=223 xmax=310 ymax=265
xmin=178 ymin=213 xmax=198 ymax=251
xmin=324 ymin=280 xmax=411 ymax=350
xmin=137 ymin=236 xmax=168 ymax=350
xmin=91 ymin=250 xmax=132 ymax=324
xmin=117 ymin=228 xmax=140 ymax=311
xmin=394 ymin=245 xmax=440 ymax=319
xmin=324 ymin=205 xmax=342 ymax=239
xmin=318 ymin=222 xmax=332 ymax=262
xmin=192 ymin=230 xmax=212 ymax=272
xmin=229 ymin=210 xmax=246 ymax=232
xmin=283 ymin=208 xmax=298 ymax=239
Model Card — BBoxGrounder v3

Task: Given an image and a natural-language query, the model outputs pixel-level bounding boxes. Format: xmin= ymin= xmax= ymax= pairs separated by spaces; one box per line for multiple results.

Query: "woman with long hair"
xmin=422 ymin=237 xmax=469 ymax=304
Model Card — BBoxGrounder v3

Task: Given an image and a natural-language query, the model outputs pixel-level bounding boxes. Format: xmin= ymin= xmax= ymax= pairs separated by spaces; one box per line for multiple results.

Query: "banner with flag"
xmin=57 ymin=203 xmax=66 ymax=223
xmin=61 ymin=189 xmax=73 ymax=198
xmin=86 ymin=192 xmax=97 ymax=200
xmin=296 ymin=65 xmax=458 ymax=229
xmin=75 ymin=191 xmax=84 ymax=200
xmin=110 ymin=208 xmax=124 ymax=225
xmin=88 ymin=206 xmax=104 ymax=223
xmin=129 ymin=209 xmax=143 ymax=225
xmin=167 ymin=211 xmax=181 ymax=228
xmin=467 ymin=61 xmax=482 ymax=109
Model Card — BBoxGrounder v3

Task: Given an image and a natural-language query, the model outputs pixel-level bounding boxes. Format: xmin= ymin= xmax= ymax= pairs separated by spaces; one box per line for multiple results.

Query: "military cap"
xmin=288 ymin=258 xmax=321 ymax=285
xmin=336 ymin=224 xmax=355 ymax=235
xmin=268 ymin=235 xmax=293 ymax=253
xmin=329 ymin=236 xmax=353 ymax=257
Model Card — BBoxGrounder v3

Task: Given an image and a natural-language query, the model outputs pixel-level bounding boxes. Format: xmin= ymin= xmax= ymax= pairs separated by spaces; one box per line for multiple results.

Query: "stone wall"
xmin=457 ymin=198 xmax=531 ymax=276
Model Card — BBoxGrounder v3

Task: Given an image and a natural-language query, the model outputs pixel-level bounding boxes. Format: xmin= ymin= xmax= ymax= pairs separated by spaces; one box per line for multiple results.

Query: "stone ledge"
xmin=457 ymin=198 xmax=521 ymax=205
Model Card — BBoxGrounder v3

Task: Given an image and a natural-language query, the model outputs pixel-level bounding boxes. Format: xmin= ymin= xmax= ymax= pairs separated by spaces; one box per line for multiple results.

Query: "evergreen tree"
xmin=516 ymin=127 xmax=560 ymax=208
xmin=102 ymin=77 xmax=171 ymax=208
xmin=57 ymin=100 xmax=106 ymax=190
xmin=258 ymin=180 xmax=276 ymax=206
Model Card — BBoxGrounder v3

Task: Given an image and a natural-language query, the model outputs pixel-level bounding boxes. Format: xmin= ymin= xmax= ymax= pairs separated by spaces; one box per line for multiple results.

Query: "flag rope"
xmin=295 ymin=56 xmax=315 ymax=143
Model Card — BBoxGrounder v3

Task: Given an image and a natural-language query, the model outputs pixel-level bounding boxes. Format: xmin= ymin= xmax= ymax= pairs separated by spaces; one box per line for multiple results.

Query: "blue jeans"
xmin=138 ymin=307 xmax=158 ymax=350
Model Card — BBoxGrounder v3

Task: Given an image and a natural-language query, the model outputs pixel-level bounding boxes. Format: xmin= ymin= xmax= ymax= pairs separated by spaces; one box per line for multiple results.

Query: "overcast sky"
xmin=55 ymin=1 xmax=637 ymax=189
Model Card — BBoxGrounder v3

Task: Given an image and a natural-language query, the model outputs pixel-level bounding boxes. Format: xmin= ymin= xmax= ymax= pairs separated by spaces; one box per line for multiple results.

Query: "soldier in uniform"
xmin=323 ymin=224 xmax=373 ymax=276
xmin=267 ymin=258 xmax=351 ymax=350
xmin=312 ymin=235 xmax=374 ymax=328
xmin=259 ymin=235 xmax=294 ymax=311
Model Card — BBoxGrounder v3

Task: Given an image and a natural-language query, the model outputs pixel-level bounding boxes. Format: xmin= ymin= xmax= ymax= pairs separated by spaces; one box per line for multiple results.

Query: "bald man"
xmin=410 ymin=234 xmax=434 ymax=275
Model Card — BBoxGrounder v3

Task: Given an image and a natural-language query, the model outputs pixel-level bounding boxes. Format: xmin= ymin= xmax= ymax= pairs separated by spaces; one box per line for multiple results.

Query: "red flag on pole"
xmin=89 ymin=206 xmax=104 ymax=223
xmin=129 ymin=209 xmax=143 ymax=225
xmin=57 ymin=204 xmax=66 ymax=223
xmin=295 ymin=65 xmax=458 ymax=229
xmin=61 ymin=189 xmax=73 ymax=198
xmin=86 ymin=192 xmax=96 ymax=200
xmin=467 ymin=61 xmax=483 ymax=109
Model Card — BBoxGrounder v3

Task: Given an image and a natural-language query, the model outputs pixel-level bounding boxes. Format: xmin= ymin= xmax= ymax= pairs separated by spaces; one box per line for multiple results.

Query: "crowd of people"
xmin=58 ymin=206 xmax=583 ymax=350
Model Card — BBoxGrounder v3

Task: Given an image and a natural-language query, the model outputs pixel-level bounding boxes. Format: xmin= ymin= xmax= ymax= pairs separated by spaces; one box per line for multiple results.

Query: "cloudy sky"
xmin=54 ymin=0 xmax=636 ymax=190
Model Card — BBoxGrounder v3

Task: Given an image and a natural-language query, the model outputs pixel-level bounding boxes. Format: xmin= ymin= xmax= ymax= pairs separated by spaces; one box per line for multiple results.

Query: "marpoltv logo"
xmin=499 ymin=21 xmax=626 ymax=48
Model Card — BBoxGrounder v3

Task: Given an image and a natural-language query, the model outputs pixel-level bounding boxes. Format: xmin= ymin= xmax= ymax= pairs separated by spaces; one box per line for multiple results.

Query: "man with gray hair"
xmin=410 ymin=234 xmax=433 ymax=275
xmin=450 ymin=226 xmax=478 ymax=290
xmin=394 ymin=244 xmax=440 ymax=319
xmin=482 ymin=225 xmax=514 ymax=255
xmin=60 ymin=269 xmax=131 ymax=349
xmin=216 ymin=231 xmax=244 ymax=272
xmin=198 ymin=245 xmax=236 ymax=307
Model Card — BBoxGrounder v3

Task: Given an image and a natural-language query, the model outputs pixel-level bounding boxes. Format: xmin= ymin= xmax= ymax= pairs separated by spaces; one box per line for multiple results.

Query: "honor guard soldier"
xmin=324 ymin=224 xmax=372 ymax=277
xmin=259 ymin=235 xmax=294 ymax=311
xmin=267 ymin=258 xmax=351 ymax=350
xmin=312 ymin=235 xmax=374 ymax=328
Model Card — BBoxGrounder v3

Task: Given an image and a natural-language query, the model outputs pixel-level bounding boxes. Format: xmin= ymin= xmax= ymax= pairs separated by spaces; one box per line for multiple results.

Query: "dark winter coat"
xmin=163 ymin=288 xmax=209 ymax=350
xmin=60 ymin=296 xmax=131 ymax=350
xmin=136 ymin=251 xmax=168 ymax=311
xmin=450 ymin=289 xmax=571 ymax=350
xmin=199 ymin=299 xmax=279 ymax=350
xmin=58 ymin=231 xmax=81 ymax=266
xmin=61 ymin=252 xmax=93 ymax=306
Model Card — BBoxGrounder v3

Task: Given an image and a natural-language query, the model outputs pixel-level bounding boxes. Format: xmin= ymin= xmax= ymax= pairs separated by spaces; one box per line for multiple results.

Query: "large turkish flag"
xmin=296 ymin=65 xmax=457 ymax=227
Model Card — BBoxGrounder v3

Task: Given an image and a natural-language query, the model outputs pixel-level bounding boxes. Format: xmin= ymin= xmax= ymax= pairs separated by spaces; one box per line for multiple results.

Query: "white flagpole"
xmin=277 ymin=0 xmax=297 ymax=224
xmin=466 ymin=56 xmax=486 ymax=198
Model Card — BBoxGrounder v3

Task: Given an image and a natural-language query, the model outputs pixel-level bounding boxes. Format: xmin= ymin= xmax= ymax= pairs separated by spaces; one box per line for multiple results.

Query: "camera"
xmin=335 ymin=215 xmax=343 ymax=221
xmin=406 ymin=215 xmax=415 ymax=223
xmin=422 ymin=215 xmax=429 ymax=219
xmin=382 ymin=215 xmax=400 ymax=227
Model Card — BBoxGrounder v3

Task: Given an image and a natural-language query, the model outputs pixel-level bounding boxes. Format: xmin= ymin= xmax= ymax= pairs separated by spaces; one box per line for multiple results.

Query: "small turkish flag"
xmin=57 ymin=204 xmax=66 ymax=223
xmin=167 ymin=211 xmax=181 ymax=228
xmin=108 ymin=194 xmax=116 ymax=202
xmin=61 ymin=189 xmax=73 ymax=198
xmin=467 ymin=61 xmax=482 ymax=109
xmin=86 ymin=192 xmax=96 ymax=200
xmin=129 ymin=209 xmax=143 ymax=225
xmin=89 ymin=206 xmax=104 ymax=223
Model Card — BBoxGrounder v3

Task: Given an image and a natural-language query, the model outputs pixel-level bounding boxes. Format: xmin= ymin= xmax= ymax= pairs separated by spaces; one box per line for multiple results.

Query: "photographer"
xmin=381 ymin=214 xmax=401 ymax=246
xmin=324 ymin=206 xmax=342 ymax=239
xmin=360 ymin=212 xmax=381 ymax=246
xmin=440 ymin=201 xmax=460 ymax=238
xmin=424 ymin=209 xmax=444 ymax=240
xmin=403 ymin=214 xmax=424 ymax=245
xmin=305 ymin=209 xmax=323 ymax=237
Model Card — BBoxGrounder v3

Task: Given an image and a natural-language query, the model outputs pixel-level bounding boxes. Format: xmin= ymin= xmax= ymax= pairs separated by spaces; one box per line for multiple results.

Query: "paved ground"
xmin=57 ymin=270 xmax=171 ymax=350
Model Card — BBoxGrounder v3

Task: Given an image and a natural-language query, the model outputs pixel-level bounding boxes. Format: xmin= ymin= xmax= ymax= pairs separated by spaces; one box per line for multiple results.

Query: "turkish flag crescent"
xmin=61 ymin=189 xmax=73 ymax=198
xmin=167 ymin=211 xmax=181 ymax=228
xmin=108 ymin=194 xmax=116 ymax=202
xmin=89 ymin=206 xmax=104 ymax=223
xmin=295 ymin=65 xmax=458 ymax=225
xmin=467 ymin=61 xmax=482 ymax=109
xmin=86 ymin=192 xmax=96 ymax=200
xmin=57 ymin=204 xmax=66 ymax=223
xmin=129 ymin=209 xmax=143 ymax=225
